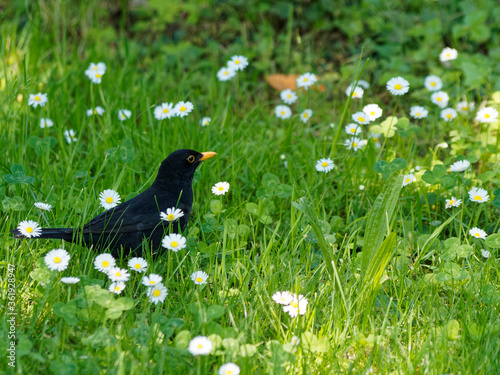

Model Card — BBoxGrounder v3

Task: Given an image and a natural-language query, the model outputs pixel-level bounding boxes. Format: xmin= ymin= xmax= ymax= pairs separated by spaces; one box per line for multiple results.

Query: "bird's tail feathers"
xmin=11 ymin=228 xmax=74 ymax=241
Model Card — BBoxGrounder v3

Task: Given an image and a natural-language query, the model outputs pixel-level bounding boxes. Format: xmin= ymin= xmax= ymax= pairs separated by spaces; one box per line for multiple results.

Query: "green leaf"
xmin=174 ymin=330 xmax=191 ymax=349
xmin=439 ymin=176 xmax=456 ymax=189
xmin=3 ymin=164 xmax=36 ymax=185
xmin=239 ymin=343 xmax=258 ymax=357
xmin=246 ymin=202 xmax=259 ymax=216
xmin=210 ymin=199 xmax=223 ymax=214
xmin=446 ymin=320 xmax=460 ymax=340
xmin=53 ymin=301 xmax=79 ymax=325
xmin=2 ymin=196 xmax=25 ymax=211
xmin=118 ymin=138 xmax=136 ymax=163
xmin=275 ymin=184 xmax=292 ymax=198
xmin=81 ymin=327 xmax=116 ymax=348
xmin=29 ymin=136 xmax=57 ymax=156
xmin=421 ymin=170 xmax=438 ymax=185
xmin=256 ymin=186 xmax=274 ymax=199
xmin=206 ymin=305 xmax=225 ymax=321
xmin=485 ymin=233 xmax=500 ymax=248
xmin=397 ymin=117 xmax=410 ymax=128
xmin=361 ymin=174 xmax=402 ymax=273
xmin=262 ymin=172 xmax=280 ymax=189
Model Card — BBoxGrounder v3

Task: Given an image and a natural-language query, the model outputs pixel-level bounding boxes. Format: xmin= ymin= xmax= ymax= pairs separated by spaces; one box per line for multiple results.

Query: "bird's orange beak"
xmin=200 ymin=151 xmax=217 ymax=161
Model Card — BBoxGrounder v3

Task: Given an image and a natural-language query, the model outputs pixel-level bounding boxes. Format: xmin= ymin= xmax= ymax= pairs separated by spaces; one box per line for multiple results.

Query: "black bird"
xmin=11 ymin=149 xmax=217 ymax=256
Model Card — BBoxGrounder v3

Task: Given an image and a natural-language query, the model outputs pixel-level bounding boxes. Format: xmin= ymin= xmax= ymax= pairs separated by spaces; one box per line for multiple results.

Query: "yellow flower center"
xmin=196 ymin=277 xmax=203 ymax=282
xmin=405 ymin=178 xmax=410 ymax=183
xmin=163 ymin=108 xmax=169 ymax=113
xmin=474 ymin=196 xmax=481 ymax=201
xmin=167 ymin=213 xmax=175 ymax=220
xmin=287 ymin=94 xmax=291 ymax=98
xmin=431 ymin=82 xmax=436 ymax=86
xmin=35 ymin=95 xmax=40 ymax=101
xmin=373 ymin=138 xmax=378 ymax=142
xmin=446 ymin=53 xmax=450 ymax=57
xmin=351 ymin=129 xmax=355 ymax=133
xmin=352 ymin=92 xmax=357 ymax=96
xmin=395 ymin=84 xmax=402 ymax=90
xmin=370 ymin=111 xmax=375 ymax=115
xmin=303 ymin=113 xmax=308 ymax=118
xmin=93 ymin=109 xmax=97 ymax=114
xmin=416 ymin=113 xmax=420 ymax=116
xmin=224 ymin=71 xmax=228 ymax=75
xmin=102 ymin=261 xmax=109 ymax=267
xmin=235 ymin=60 xmax=240 ymax=64
xmin=106 ymin=197 xmax=113 ymax=203
xmin=353 ymin=142 xmax=358 ymax=147
xmin=54 ymin=257 xmax=61 ymax=263
xmin=485 ymin=114 xmax=490 ymax=118
xmin=26 ymin=227 xmax=33 ymax=233
xmin=446 ymin=114 xmax=451 ymax=119
xmin=180 ymin=106 xmax=186 ymax=112
xmin=171 ymin=241 xmax=178 ymax=248
xmin=153 ymin=290 xmax=161 ymax=297
xmin=303 ymin=78 xmax=308 ymax=82
xmin=121 ymin=114 xmax=125 ymax=118
xmin=463 ymin=106 xmax=468 ymax=110
xmin=474 ymin=233 xmax=480 ymax=237
xmin=93 ymin=66 xmax=98 ymax=70
xmin=96 ymin=73 xmax=101 ymax=78
xmin=281 ymin=111 xmax=285 ymax=115
xmin=358 ymin=117 xmax=364 ymax=122
xmin=321 ymin=162 xmax=328 ymax=167
xmin=218 ymin=186 xmax=224 ymax=191
xmin=449 ymin=200 xmax=455 ymax=204
xmin=198 ymin=344 xmax=203 ymax=348
xmin=290 ymin=301 xmax=299 ymax=308
xmin=135 ymin=264 xmax=141 ymax=269
xmin=116 ymin=272 xmax=121 ymax=277
xmin=437 ymin=97 xmax=442 ymax=101
xmin=115 ymin=286 xmax=120 ymax=291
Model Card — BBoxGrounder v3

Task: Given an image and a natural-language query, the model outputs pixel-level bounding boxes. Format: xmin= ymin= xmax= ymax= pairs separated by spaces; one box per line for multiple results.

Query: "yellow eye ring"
xmin=187 ymin=155 xmax=195 ymax=163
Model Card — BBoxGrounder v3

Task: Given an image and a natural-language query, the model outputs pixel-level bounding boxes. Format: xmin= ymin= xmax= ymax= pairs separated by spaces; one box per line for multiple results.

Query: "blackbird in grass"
xmin=11 ymin=149 xmax=217 ymax=256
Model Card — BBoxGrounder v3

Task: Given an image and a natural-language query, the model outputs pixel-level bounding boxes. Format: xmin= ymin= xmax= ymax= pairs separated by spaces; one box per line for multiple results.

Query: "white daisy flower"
xmin=431 ymin=91 xmax=449 ymax=108
xmin=107 ymin=267 xmax=130 ymax=282
xmin=142 ymin=273 xmax=163 ymax=287
xmin=369 ymin=132 xmax=382 ymax=148
xmin=275 ymin=105 xmax=292 ymax=119
xmin=218 ymin=363 xmax=240 ymax=375
xmin=481 ymin=249 xmax=491 ymax=258
xmin=445 ymin=197 xmax=462 ymax=209
xmin=99 ymin=189 xmax=121 ymax=210
xmin=228 ymin=55 xmax=248 ymax=71
xmin=363 ymin=104 xmax=383 ymax=121
xmin=344 ymin=137 xmax=363 ymax=151
xmin=345 ymin=85 xmax=364 ymax=99
xmin=86 ymin=106 xmax=105 ymax=117
xmin=128 ymin=257 xmax=148 ymax=273
xmin=356 ymin=80 xmax=370 ymax=89
xmin=441 ymin=108 xmax=457 ymax=122
xmin=212 ymin=182 xmax=230 ymax=195
xmin=315 ymin=158 xmax=335 ymax=173
xmin=456 ymin=101 xmax=474 ymax=114
xmin=300 ymin=109 xmax=313 ymax=123
xmin=283 ymin=294 xmax=308 ymax=317
xmin=352 ymin=111 xmax=370 ymax=125
xmin=424 ymin=75 xmax=443 ymax=91
xmin=217 ymin=66 xmax=237 ymax=81
xmin=272 ymin=291 xmax=293 ymax=305
xmin=174 ymin=101 xmax=194 ymax=118
xmin=359 ymin=185 xmax=365 ymax=190
xmin=280 ymin=89 xmax=298 ymax=104
xmin=17 ymin=220 xmax=42 ymax=238
xmin=109 ymin=281 xmax=126 ymax=294
xmin=468 ymin=187 xmax=489 ymax=203
xmin=44 ymin=249 xmax=70 ymax=272
xmin=94 ymin=253 xmax=116 ymax=273
xmin=85 ymin=69 xmax=105 ymax=84
xmin=296 ymin=72 xmax=317 ymax=90
xmin=160 ymin=207 xmax=185 ymax=222
xmin=63 ymin=129 xmax=77 ymax=144
xmin=386 ymin=77 xmax=409 ymax=96
xmin=85 ymin=62 xmax=106 ymax=76
xmin=439 ymin=47 xmax=458 ymax=62
xmin=191 ymin=270 xmax=209 ymax=285
xmin=154 ymin=102 xmax=175 ymax=120
xmin=410 ymin=106 xmax=428 ymax=119
xmin=290 ymin=336 xmax=300 ymax=345
xmin=118 ymin=109 xmax=132 ymax=121
xmin=162 ymin=233 xmax=187 ymax=252
xmin=39 ymin=118 xmax=53 ymax=128
xmin=476 ymin=107 xmax=499 ymax=123
xmin=188 ymin=336 xmax=213 ymax=356
xmin=61 ymin=277 xmax=80 ymax=284
xmin=34 ymin=202 xmax=52 ymax=211
xmin=201 ymin=117 xmax=211 ymax=126
xmin=402 ymin=174 xmax=416 ymax=187
xmin=147 ymin=283 xmax=168 ymax=304
xmin=449 ymin=160 xmax=470 ymax=172
xmin=345 ymin=123 xmax=361 ymax=136
xmin=469 ymin=227 xmax=487 ymax=240
xmin=28 ymin=92 xmax=48 ymax=108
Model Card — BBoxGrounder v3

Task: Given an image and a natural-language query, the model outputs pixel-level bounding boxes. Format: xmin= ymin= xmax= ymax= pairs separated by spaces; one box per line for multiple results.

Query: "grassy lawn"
xmin=1 ymin=1 xmax=499 ymax=374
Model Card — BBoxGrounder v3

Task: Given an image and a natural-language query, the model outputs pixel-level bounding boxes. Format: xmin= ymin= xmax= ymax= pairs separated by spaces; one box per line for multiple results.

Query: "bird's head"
xmin=154 ymin=149 xmax=217 ymax=187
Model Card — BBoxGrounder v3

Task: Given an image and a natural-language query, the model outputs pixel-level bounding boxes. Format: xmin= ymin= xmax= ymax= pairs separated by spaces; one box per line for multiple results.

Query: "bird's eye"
xmin=187 ymin=155 xmax=195 ymax=163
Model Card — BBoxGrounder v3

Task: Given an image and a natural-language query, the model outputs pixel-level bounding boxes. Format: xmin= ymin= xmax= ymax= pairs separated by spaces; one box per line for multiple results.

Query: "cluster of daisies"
xmin=274 ymin=73 xmax=316 ymax=123
xmin=187 ymin=336 xmax=241 ymax=375
xmin=216 ymin=55 xmax=249 ymax=81
xmin=272 ymin=291 xmax=308 ymax=317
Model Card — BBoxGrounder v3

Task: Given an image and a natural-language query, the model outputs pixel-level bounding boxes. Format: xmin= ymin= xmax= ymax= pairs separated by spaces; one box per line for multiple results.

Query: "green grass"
xmin=1 ymin=2 xmax=500 ymax=374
